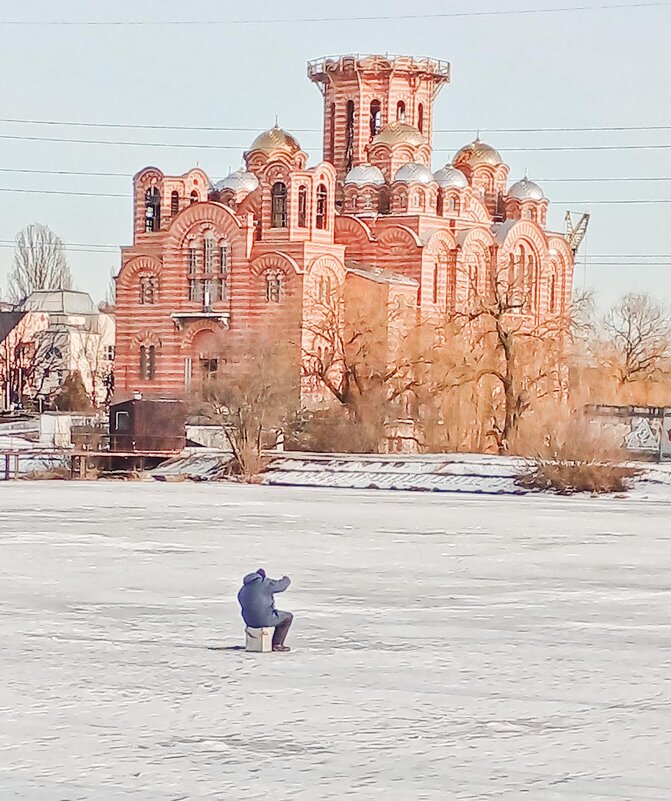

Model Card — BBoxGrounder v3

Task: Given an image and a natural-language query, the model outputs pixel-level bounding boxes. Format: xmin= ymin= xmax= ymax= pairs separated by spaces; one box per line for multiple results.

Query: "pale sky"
xmin=0 ymin=0 xmax=669 ymax=309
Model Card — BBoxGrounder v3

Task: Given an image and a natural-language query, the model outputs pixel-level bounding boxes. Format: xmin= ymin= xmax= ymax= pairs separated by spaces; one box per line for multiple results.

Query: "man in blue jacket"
xmin=237 ymin=569 xmax=293 ymax=652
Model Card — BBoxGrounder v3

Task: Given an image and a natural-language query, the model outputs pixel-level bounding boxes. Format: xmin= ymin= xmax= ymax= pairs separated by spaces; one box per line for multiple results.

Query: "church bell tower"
xmin=308 ymin=54 xmax=451 ymax=186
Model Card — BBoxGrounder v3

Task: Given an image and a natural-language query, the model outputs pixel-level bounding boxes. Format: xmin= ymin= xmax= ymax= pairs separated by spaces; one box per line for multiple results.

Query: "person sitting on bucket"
xmin=238 ymin=569 xmax=293 ymax=652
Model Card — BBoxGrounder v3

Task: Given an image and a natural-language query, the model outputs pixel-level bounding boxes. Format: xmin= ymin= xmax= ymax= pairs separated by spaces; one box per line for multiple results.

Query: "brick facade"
xmin=114 ymin=53 xmax=575 ymax=402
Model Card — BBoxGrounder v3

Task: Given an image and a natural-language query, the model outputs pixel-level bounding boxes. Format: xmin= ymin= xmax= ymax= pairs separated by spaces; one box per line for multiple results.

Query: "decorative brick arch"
xmin=117 ymin=255 xmax=162 ymax=289
xmin=250 ymin=251 xmax=302 ymax=277
xmin=134 ymin=166 xmax=164 ymax=186
xmin=426 ymin=229 xmax=458 ymax=256
xmin=181 ymin=321 xmax=226 ymax=348
xmin=131 ymin=329 xmax=162 ymax=348
xmin=497 ymin=220 xmax=549 ymax=262
xmin=166 ymin=201 xmax=244 ymax=248
xmin=335 ymin=215 xmax=376 ymax=246
xmin=378 ymin=224 xmax=423 ymax=255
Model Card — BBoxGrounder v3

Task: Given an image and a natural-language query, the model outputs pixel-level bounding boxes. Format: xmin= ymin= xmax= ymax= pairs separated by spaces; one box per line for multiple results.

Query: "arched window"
xmin=436 ymin=192 xmax=444 ymax=217
xmin=190 ymin=190 xmax=198 ymax=204
xmin=318 ymin=275 xmax=332 ymax=304
xmin=315 ymin=184 xmax=328 ymax=230
xmin=203 ymin=236 xmax=215 ymax=273
xmin=170 ymin=191 xmax=179 ymax=216
xmin=451 ymin=196 xmax=460 ymax=214
xmin=549 ymin=269 xmax=558 ymax=313
xmin=265 ymin=270 xmax=283 ymax=303
xmin=139 ymin=345 xmax=156 ymax=380
xmin=220 ymin=241 xmax=230 ymax=301
xmin=345 ymin=100 xmax=355 ymax=172
xmin=271 ymin=182 xmax=288 ymax=228
xmin=370 ymin=99 xmax=381 ymax=138
xmin=328 ymin=103 xmax=336 ymax=162
xmin=417 ymin=103 xmax=424 ymax=133
xmin=144 ymin=187 xmax=161 ymax=232
xmin=396 ymin=101 xmax=406 ymax=122
xmin=297 ymin=185 xmax=308 ymax=228
xmin=139 ymin=275 xmax=158 ymax=304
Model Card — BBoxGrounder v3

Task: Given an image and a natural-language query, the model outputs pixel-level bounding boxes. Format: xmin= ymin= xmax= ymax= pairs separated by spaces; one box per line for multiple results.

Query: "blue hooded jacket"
xmin=237 ymin=572 xmax=291 ymax=628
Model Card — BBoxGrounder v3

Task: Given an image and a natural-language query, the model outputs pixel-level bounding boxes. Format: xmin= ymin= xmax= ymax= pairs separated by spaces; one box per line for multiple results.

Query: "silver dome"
xmin=508 ymin=177 xmax=544 ymax=201
xmin=344 ymin=163 xmax=386 ymax=186
xmin=214 ymin=169 xmax=259 ymax=193
xmin=393 ymin=162 xmax=434 ymax=184
xmin=433 ymin=164 xmax=468 ymax=189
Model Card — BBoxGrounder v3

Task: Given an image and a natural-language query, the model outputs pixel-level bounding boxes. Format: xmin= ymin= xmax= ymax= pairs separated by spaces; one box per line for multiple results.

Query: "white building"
xmin=20 ymin=290 xmax=115 ymax=408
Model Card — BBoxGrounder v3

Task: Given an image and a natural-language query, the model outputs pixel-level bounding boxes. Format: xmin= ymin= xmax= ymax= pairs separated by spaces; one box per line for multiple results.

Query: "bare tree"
xmin=194 ymin=334 xmax=299 ymax=477
xmin=452 ymin=263 xmax=569 ymax=454
xmin=0 ymin=317 xmax=37 ymax=409
xmin=602 ymin=293 xmax=671 ymax=385
xmin=8 ymin=223 xmax=73 ymax=303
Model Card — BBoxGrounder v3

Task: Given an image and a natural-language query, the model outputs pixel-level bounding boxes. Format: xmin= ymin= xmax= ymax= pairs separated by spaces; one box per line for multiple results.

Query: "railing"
xmin=307 ymin=54 xmax=451 ymax=80
xmin=71 ymin=432 xmax=186 ymax=454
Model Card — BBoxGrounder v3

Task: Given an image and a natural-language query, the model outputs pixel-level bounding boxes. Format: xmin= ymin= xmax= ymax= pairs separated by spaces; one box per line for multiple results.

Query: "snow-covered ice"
xmin=1 ymin=482 xmax=670 ymax=800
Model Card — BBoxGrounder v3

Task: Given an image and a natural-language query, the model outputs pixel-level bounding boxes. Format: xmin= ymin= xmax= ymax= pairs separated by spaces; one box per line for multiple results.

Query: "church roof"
xmin=345 ymin=260 xmax=418 ymax=287
xmin=393 ymin=162 xmax=434 ymax=184
xmin=509 ymin=177 xmax=545 ymax=201
xmin=247 ymin=125 xmax=302 ymax=155
xmin=453 ymin=138 xmax=502 ymax=168
xmin=372 ymin=121 xmax=427 ymax=148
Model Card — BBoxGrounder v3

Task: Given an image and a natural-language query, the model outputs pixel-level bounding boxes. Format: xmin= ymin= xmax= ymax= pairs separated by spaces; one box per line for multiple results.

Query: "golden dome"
xmin=453 ymin=138 xmax=502 ymax=168
xmin=372 ymin=121 xmax=427 ymax=148
xmin=247 ymin=125 xmax=302 ymax=155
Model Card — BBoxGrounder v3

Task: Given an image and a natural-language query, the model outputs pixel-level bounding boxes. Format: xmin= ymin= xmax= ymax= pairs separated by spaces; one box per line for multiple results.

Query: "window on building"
xmin=432 ymin=262 xmax=439 ymax=304
xmin=271 ymin=181 xmax=288 ymax=228
xmin=417 ymin=103 xmax=424 ymax=133
xmin=190 ymin=190 xmax=198 ymax=204
xmin=104 ymin=345 xmax=115 ymax=361
xmin=139 ymin=274 xmax=158 ymax=304
xmin=200 ymin=358 xmax=218 ymax=383
xmin=396 ymin=101 xmax=406 ymax=122
xmin=316 ymin=184 xmax=328 ymax=230
xmin=265 ymin=270 xmax=283 ymax=303
xmin=203 ymin=236 xmax=215 ymax=273
xmin=220 ymin=242 xmax=230 ymax=301
xmin=370 ymin=99 xmax=381 ymax=138
xmin=115 ymin=410 xmax=130 ymax=432
xmin=170 ymin=191 xmax=179 ymax=216
xmin=144 ymin=187 xmax=161 ymax=232
xmin=318 ymin=275 xmax=332 ymax=304
xmin=328 ymin=102 xmax=336 ymax=162
xmin=345 ymin=100 xmax=355 ymax=172
xmin=436 ymin=192 xmax=444 ymax=217
xmin=297 ymin=185 xmax=308 ymax=227
xmin=188 ymin=245 xmax=198 ymax=275
xmin=549 ymin=269 xmax=558 ymax=313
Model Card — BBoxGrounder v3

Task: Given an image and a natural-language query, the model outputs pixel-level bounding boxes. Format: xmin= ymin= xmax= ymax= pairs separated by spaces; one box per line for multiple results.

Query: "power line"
xmin=2 ymin=117 xmax=671 ymax=135
xmin=1 ymin=185 xmax=671 ymax=204
xmin=3 ymin=131 xmax=671 ymax=153
xmin=2 ymin=166 xmax=671 ymax=184
xmin=1 ymin=2 xmax=669 ymax=25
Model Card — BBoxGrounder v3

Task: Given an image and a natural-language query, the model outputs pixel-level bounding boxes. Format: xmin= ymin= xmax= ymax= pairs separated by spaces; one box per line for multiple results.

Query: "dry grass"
xmin=516 ymin=413 xmax=641 ymax=495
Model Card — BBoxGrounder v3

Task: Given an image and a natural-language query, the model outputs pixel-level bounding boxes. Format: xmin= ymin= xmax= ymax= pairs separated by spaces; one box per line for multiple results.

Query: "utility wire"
xmin=1 ymin=2 xmax=669 ymax=25
xmin=3 ymin=131 xmax=671 ymax=153
xmin=0 ymin=185 xmax=670 ymax=204
xmin=1 ymin=166 xmax=671 ymax=183
xmin=1 ymin=117 xmax=671 ymax=135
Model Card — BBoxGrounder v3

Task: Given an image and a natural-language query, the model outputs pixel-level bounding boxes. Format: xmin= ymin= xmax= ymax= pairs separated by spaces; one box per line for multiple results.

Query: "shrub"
xmin=516 ymin=416 xmax=640 ymax=495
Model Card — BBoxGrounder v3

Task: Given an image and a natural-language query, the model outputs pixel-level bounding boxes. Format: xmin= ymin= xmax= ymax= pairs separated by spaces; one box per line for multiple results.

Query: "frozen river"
xmin=1 ymin=482 xmax=670 ymax=800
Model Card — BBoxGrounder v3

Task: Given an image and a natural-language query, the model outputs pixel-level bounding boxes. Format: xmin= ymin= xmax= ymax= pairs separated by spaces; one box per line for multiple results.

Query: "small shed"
xmin=109 ymin=399 xmax=186 ymax=453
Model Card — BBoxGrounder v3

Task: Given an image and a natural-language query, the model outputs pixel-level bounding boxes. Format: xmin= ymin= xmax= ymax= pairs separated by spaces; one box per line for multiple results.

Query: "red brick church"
xmin=114 ymin=54 xmax=574 ymax=401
